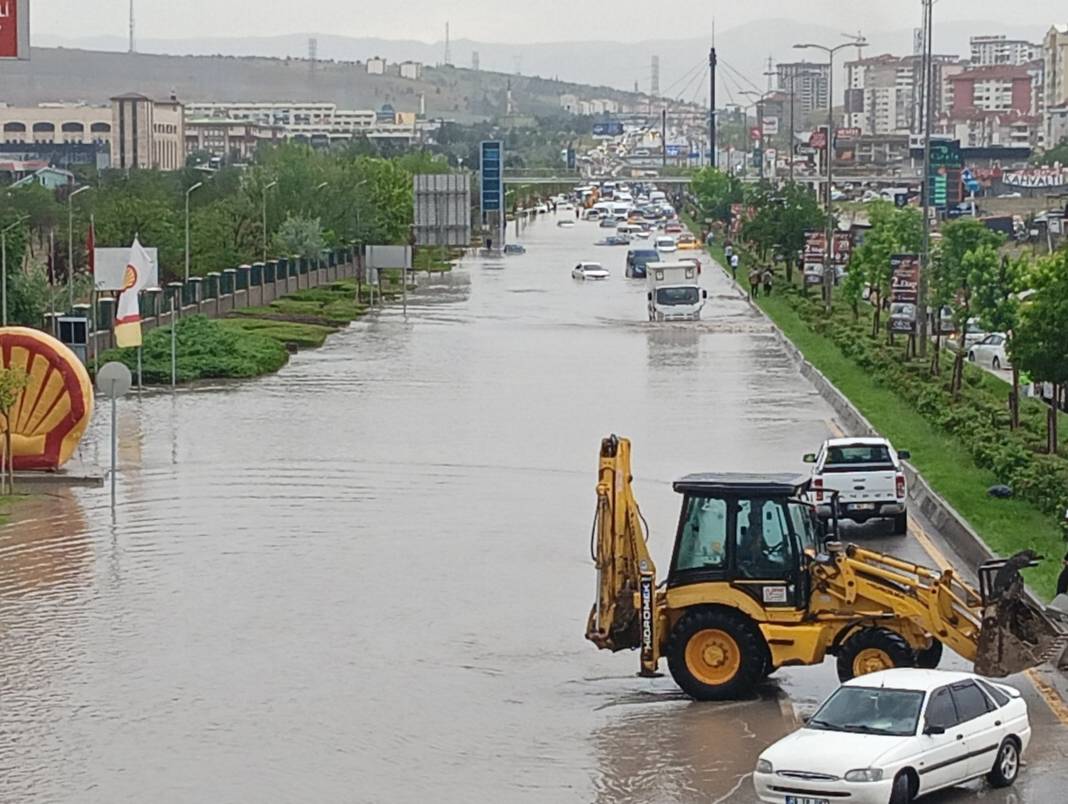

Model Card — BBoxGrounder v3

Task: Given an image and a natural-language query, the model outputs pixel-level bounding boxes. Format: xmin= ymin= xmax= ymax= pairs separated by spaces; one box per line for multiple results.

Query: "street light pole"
xmin=184 ymin=181 xmax=204 ymax=283
xmin=262 ymin=180 xmax=277 ymax=263
xmin=67 ymin=185 xmax=91 ymax=311
xmin=795 ymin=38 xmax=867 ymax=312
xmin=919 ymin=0 xmax=934 ymax=358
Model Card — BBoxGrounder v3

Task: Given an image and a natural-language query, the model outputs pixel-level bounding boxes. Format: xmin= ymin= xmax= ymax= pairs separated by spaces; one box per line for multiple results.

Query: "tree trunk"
xmin=871 ymin=291 xmax=881 ymax=338
xmin=930 ymin=334 xmax=941 ymax=376
xmin=1010 ymin=366 xmax=1021 ymax=430
xmin=785 ymin=257 xmax=793 ymax=284
xmin=952 ymin=351 xmax=965 ymax=401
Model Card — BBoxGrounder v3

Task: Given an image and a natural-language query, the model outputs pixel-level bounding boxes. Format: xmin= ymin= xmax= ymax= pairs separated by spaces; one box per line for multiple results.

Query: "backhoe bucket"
xmin=974 ymin=553 xmax=1068 ymax=677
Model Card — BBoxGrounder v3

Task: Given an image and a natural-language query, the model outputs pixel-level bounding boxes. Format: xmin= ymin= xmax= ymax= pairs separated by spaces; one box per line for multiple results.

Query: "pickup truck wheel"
xmin=915 ymin=638 xmax=943 ymax=669
xmin=892 ymin=511 xmax=908 ymax=535
xmin=667 ymin=608 xmax=765 ymax=700
xmin=836 ymin=627 xmax=914 ymax=682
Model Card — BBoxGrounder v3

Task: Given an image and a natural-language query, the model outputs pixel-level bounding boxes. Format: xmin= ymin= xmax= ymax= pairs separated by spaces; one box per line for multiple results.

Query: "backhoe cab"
xmin=585 ymin=435 xmax=1067 ymax=701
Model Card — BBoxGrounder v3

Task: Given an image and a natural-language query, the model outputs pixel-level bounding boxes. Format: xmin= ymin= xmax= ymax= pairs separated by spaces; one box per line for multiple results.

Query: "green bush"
xmin=98 ymin=315 xmax=288 ymax=384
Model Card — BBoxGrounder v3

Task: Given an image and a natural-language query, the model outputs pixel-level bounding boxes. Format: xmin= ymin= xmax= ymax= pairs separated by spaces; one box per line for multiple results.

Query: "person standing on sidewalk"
xmin=762 ymin=267 xmax=774 ymax=297
xmin=730 ymin=253 xmax=740 ymax=280
xmin=1057 ymin=549 xmax=1068 ymax=597
xmin=747 ymin=266 xmax=761 ymax=300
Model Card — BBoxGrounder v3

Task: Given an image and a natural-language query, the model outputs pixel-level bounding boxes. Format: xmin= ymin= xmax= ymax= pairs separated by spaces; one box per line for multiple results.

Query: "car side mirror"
xmin=803 ymin=453 xmax=817 ymax=464
xmin=647 ymin=292 xmax=653 ymax=301
xmin=923 ymin=724 xmax=946 ymax=736
xmin=702 ymin=289 xmax=708 ymax=300
xmin=897 ymin=450 xmax=911 ymax=460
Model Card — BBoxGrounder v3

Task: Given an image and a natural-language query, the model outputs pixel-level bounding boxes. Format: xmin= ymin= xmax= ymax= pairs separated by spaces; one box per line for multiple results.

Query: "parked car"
xmin=804 ymin=437 xmax=910 ymax=534
xmin=959 ymin=319 xmax=991 ymax=351
xmin=754 ymin=669 xmax=1030 ymax=804
xmin=502 ymin=244 xmax=526 ymax=255
xmin=572 ymin=262 xmax=609 ymax=280
xmin=968 ymin=333 xmax=1010 ymax=370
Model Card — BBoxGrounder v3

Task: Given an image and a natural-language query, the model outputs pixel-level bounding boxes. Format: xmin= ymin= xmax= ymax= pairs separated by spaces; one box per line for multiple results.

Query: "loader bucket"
xmin=974 ymin=553 xmax=1068 ymax=677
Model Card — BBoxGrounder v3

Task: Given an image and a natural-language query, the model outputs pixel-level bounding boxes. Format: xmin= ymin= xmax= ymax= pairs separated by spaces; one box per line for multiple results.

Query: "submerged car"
xmin=754 ymin=669 xmax=1030 ymax=804
xmin=572 ymin=262 xmax=609 ymax=280
xmin=502 ymin=244 xmax=526 ymax=255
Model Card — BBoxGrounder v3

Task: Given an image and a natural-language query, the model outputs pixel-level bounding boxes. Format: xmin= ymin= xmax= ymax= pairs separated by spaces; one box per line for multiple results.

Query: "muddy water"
xmin=2 ymin=214 xmax=1059 ymax=803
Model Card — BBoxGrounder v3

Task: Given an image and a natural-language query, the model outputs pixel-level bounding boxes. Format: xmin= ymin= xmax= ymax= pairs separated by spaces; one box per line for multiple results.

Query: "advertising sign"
xmin=0 ymin=0 xmax=29 ymax=60
xmin=809 ymin=130 xmax=827 ymax=150
xmin=750 ymin=127 xmax=762 ymax=141
xmin=889 ymin=254 xmax=920 ymax=334
xmin=1002 ymin=168 xmax=1068 ymax=189
xmin=928 ymin=140 xmax=963 ymax=210
xmin=835 ymin=127 xmax=862 ymax=142
xmin=831 ymin=232 xmax=853 ymax=267
xmin=803 ymin=230 xmax=827 ymax=285
xmin=413 ymin=174 xmax=472 ymax=247
xmin=762 ymin=117 xmax=779 ymax=136
xmin=94 ymin=247 xmax=160 ymax=292
xmin=592 ymin=121 xmax=625 ymax=138
xmin=480 ymin=140 xmax=503 ymax=214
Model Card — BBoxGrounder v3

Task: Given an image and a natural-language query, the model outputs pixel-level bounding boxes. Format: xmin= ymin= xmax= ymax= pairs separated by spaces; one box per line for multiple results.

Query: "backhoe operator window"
xmin=735 ymin=498 xmax=791 ymax=579
xmin=676 ymin=496 xmax=728 ymax=571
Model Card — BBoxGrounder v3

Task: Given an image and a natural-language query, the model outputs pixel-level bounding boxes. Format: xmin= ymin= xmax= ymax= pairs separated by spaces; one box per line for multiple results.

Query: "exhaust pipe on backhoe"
xmin=974 ymin=552 xmax=1068 ymax=677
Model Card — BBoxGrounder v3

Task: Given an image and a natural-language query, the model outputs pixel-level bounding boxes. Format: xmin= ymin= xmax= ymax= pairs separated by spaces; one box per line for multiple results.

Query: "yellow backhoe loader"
xmin=585 ymin=435 xmax=1066 ymax=700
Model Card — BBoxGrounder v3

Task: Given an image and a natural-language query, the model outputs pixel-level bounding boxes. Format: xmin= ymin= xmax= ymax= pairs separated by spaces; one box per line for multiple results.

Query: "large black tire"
xmin=915 ymin=639 xmax=944 ymax=669
xmin=892 ymin=511 xmax=908 ymax=536
xmin=666 ymin=608 xmax=767 ymax=701
xmin=987 ymin=738 xmax=1021 ymax=788
xmin=836 ymin=627 xmax=915 ymax=682
xmin=889 ymin=771 xmax=914 ymax=804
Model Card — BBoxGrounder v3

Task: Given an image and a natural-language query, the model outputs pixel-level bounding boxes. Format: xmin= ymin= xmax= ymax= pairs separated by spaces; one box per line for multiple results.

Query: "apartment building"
xmin=947 ymin=66 xmax=1034 ymax=116
xmin=936 ymin=111 xmax=1041 ymax=149
xmin=183 ymin=102 xmax=377 ymax=139
xmin=970 ymin=35 xmax=1040 ymax=66
xmin=776 ymin=61 xmax=830 ymax=116
xmin=844 ymin=53 xmax=963 ymax=136
xmin=185 ymin=118 xmax=282 ymax=161
xmin=1044 ymin=25 xmax=1068 ymax=145
xmin=110 ymin=93 xmax=185 ymax=171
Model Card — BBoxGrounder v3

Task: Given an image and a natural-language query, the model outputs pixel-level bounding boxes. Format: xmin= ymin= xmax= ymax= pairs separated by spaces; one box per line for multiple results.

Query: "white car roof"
xmin=578 ymin=262 xmax=604 ymax=268
xmin=843 ymin=668 xmax=980 ymax=692
xmin=824 ymin=437 xmax=893 ymax=447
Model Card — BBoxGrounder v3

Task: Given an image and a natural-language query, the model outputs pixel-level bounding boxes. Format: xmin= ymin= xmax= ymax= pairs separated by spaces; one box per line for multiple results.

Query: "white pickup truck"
xmin=803 ymin=437 xmax=911 ymax=534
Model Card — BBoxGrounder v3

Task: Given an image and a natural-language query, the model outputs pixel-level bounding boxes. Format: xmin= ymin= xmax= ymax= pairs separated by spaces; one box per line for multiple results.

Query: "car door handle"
xmin=995 ymin=721 xmax=1002 ymax=727
xmin=956 ymin=735 xmax=964 ymax=740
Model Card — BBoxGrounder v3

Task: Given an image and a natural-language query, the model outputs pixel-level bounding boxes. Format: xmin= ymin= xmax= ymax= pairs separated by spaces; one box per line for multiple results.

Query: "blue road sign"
xmin=481 ymin=140 xmax=503 ymax=213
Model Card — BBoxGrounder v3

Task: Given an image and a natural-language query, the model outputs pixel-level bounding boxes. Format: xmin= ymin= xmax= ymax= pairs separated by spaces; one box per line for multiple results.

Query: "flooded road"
xmin=2 ymin=212 xmax=1065 ymax=802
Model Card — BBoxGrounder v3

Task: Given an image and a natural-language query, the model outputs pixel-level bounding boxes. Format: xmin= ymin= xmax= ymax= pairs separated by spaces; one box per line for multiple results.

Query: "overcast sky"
xmin=30 ymin=1 xmax=1068 ymax=43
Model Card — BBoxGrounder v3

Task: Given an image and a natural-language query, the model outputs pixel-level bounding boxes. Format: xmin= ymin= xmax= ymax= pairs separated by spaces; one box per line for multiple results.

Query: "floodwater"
xmin=2 ymin=213 xmax=1065 ymax=802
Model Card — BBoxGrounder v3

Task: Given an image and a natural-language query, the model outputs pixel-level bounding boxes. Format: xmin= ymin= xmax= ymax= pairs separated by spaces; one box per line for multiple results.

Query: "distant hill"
xmin=1 ymin=48 xmax=645 ymax=123
xmin=33 ymin=19 xmax=1050 ymax=100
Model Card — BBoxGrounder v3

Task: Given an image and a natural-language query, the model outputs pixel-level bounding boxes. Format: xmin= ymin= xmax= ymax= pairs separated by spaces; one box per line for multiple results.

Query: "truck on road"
xmin=804 ymin=437 xmax=910 ymax=534
xmin=646 ymin=261 xmax=706 ymax=321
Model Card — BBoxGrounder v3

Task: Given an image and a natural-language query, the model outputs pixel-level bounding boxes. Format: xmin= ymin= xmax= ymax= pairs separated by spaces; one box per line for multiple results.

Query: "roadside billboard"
xmin=480 ymin=140 xmax=503 ymax=214
xmin=889 ymin=254 xmax=920 ymax=334
xmin=762 ymin=117 xmax=779 ymax=136
xmin=831 ymin=232 xmax=853 ymax=267
xmin=803 ymin=230 xmax=827 ymax=285
xmin=413 ymin=173 xmax=471 ymax=247
xmin=0 ymin=0 xmax=29 ymax=60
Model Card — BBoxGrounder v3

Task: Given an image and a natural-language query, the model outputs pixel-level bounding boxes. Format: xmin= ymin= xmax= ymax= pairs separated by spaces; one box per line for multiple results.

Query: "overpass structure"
xmin=503 ymin=173 xmax=923 ymax=188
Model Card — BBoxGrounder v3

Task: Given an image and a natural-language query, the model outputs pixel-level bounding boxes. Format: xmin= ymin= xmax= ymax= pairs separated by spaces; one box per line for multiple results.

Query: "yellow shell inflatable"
xmin=0 ymin=327 xmax=94 ymax=470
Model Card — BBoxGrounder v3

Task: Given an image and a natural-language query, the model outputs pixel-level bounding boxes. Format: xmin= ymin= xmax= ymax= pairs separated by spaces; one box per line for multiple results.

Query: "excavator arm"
xmin=812 ymin=543 xmax=1066 ymax=677
xmin=585 ymin=436 xmax=661 ymax=675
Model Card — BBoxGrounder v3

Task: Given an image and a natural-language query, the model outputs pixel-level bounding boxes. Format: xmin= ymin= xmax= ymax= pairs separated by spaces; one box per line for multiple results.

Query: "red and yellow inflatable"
xmin=0 ymin=327 xmax=94 ymax=470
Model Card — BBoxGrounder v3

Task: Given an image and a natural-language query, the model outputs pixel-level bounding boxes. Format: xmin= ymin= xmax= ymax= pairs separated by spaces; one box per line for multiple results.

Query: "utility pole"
xmin=709 ymin=47 xmax=717 ymax=168
xmin=661 ymin=107 xmax=667 ymax=169
xmin=919 ymin=0 xmax=934 ymax=358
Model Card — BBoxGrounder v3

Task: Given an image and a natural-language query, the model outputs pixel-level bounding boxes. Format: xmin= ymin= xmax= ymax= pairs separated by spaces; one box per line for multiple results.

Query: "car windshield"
xmin=808 ymin=686 xmax=923 ymax=737
xmin=824 ymin=444 xmax=893 ymax=467
xmin=657 ymin=287 xmax=700 ymax=306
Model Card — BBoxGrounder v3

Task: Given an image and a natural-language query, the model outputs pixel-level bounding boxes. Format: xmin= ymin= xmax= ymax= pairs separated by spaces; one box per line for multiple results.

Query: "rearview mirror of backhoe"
xmin=803 ymin=453 xmax=816 ymax=463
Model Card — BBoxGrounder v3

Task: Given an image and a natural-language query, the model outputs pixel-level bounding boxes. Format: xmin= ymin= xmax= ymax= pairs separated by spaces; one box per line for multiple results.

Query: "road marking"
xmin=825 ymin=419 xmax=844 ymax=437
xmin=907 ymin=516 xmax=1068 ymax=728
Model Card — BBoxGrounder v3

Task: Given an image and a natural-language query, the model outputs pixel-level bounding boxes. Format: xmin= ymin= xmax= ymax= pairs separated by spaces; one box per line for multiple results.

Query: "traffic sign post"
xmin=96 ymin=361 xmax=133 ymax=510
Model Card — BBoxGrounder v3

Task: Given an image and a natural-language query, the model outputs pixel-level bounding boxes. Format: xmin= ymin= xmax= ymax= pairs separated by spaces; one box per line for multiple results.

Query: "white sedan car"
xmin=654 ymin=236 xmax=677 ymax=253
xmin=754 ymin=669 xmax=1030 ymax=804
xmin=968 ymin=333 xmax=1011 ymax=371
xmin=572 ymin=262 xmax=609 ymax=280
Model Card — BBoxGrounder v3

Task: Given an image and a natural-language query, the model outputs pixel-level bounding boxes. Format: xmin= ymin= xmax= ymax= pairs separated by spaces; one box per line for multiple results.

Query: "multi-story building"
xmin=398 ymin=61 xmax=423 ymax=80
xmin=1048 ymin=103 xmax=1068 ymax=147
xmin=970 ymin=35 xmax=1040 ymax=66
xmin=0 ymin=103 xmax=112 ymax=147
xmin=110 ymin=93 xmax=185 ymax=171
xmin=776 ymin=61 xmax=830 ymax=116
xmin=845 ymin=53 xmax=963 ymax=136
xmin=183 ymin=102 xmax=377 ymax=140
xmin=936 ymin=111 xmax=1041 ymax=150
xmin=947 ymin=66 xmax=1034 ymax=116
xmin=1043 ymin=25 xmax=1068 ymax=146
xmin=185 ymin=118 xmax=282 ymax=162
xmin=366 ymin=57 xmax=387 ymax=76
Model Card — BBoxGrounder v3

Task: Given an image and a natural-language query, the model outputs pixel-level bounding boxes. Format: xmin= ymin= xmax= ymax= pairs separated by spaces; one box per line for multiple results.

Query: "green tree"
xmin=847 ymin=202 xmax=923 ymax=338
xmin=1011 ymin=250 xmax=1068 ymax=453
xmin=932 ymin=219 xmax=1005 ymax=397
xmin=741 ymin=181 xmax=822 ymax=282
xmin=1031 ymin=138 xmax=1068 ymax=166
xmin=0 ymin=366 xmax=29 ymax=494
xmin=973 ymin=254 xmax=1026 ymax=426
xmin=273 ymin=215 xmax=325 ymax=260
xmin=690 ymin=167 xmax=744 ymax=225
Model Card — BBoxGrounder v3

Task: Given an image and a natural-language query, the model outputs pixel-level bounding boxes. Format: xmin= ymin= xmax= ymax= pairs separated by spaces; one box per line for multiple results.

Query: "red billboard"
xmin=0 ymin=0 xmax=26 ymax=59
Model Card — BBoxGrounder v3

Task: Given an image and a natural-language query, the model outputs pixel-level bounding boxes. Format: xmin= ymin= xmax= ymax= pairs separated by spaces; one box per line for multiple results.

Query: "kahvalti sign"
xmin=0 ymin=0 xmax=29 ymax=60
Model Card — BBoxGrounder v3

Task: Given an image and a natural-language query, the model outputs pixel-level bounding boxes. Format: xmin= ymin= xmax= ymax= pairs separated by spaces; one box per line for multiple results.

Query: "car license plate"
xmin=785 ymin=798 xmax=829 ymax=804
xmin=851 ymin=503 xmax=875 ymax=511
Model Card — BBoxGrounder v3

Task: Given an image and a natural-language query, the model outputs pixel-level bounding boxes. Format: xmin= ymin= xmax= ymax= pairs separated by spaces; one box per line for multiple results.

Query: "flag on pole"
xmin=86 ymin=216 xmax=96 ymax=275
xmin=114 ymin=238 xmax=152 ymax=348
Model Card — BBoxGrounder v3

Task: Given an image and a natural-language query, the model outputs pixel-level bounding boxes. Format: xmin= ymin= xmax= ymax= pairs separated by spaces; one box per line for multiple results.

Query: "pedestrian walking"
xmin=762 ymin=267 xmax=774 ymax=297
xmin=730 ymin=253 xmax=740 ymax=280
xmin=747 ymin=267 xmax=761 ymax=300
